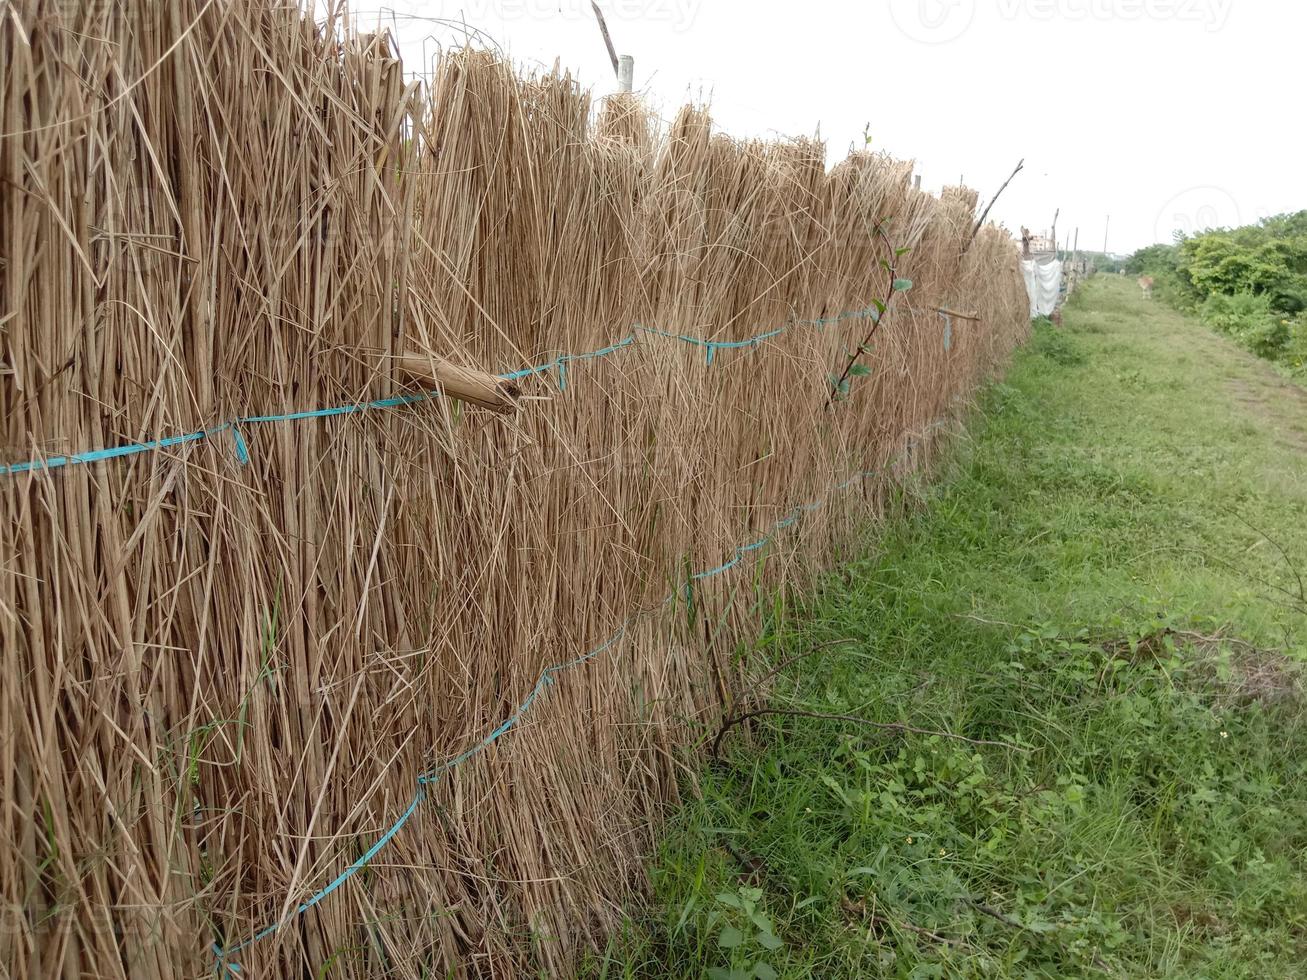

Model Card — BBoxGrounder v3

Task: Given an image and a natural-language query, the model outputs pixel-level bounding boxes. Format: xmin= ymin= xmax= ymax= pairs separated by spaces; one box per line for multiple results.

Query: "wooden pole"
xmin=936 ymin=306 xmax=982 ymax=322
xmin=964 ymin=158 xmax=1024 ymax=253
xmin=590 ymin=2 xmax=620 ymax=78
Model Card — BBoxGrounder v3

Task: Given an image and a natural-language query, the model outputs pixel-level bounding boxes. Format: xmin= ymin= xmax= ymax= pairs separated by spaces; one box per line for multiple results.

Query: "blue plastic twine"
xmin=0 ymin=298 xmax=952 ymax=967
xmin=209 ymin=423 xmax=949 ymax=971
xmin=3 ymin=305 xmax=889 ymax=479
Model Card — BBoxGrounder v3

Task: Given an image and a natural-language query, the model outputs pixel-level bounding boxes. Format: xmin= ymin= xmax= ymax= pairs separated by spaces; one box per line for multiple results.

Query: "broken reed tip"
xmin=394 ymin=352 xmax=520 ymax=414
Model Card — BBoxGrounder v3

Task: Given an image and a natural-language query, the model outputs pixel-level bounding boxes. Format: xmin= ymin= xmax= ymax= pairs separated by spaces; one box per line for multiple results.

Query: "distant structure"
xmin=1019 ymin=226 xmax=1057 ymax=258
xmin=1017 ymin=225 xmax=1065 ymax=318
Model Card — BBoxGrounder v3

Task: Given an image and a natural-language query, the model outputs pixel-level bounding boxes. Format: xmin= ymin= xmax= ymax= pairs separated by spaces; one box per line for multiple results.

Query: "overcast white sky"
xmin=353 ymin=0 xmax=1304 ymax=255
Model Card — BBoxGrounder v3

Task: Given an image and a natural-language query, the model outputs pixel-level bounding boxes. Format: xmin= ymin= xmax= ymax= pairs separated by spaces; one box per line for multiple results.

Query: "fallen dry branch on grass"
xmin=732 ymin=637 xmax=861 ymax=706
xmin=967 ymin=899 xmax=1114 ymax=974
xmin=0 ymin=1 xmax=1028 ymax=976
xmin=841 ymin=897 xmax=970 ymax=949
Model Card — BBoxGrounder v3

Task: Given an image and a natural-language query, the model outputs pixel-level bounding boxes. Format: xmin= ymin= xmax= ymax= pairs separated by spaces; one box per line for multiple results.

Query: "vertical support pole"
xmin=618 ymin=55 xmax=634 ymax=92
xmin=591 ymin=2 xmax=620 ymax=77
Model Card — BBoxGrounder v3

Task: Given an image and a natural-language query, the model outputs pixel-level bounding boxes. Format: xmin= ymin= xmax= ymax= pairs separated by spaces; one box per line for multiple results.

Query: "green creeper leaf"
xmin=718 ymin=925 xmax=745 ymax=949
xmin=715 ymin=892 xmax=742 ymax=909
xmin=895 ymin=246 xmax=912 ymax=257
xmin=754 ymin=963 xmax=779 ymax=980
xmin=893 ymin=278 xmax=913 ymax=292
xmin=849 ymin=364 xmax=871 ymax=377
xmin=872 ymin=298 xmax=887 ymax=314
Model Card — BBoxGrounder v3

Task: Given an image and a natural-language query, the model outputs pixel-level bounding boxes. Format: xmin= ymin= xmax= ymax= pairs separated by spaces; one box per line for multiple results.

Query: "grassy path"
xmin=590 ymin=277 xmax=1307 ymax=979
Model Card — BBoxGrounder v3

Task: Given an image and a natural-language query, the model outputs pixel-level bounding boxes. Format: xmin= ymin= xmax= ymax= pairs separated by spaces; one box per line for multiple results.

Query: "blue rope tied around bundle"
xmin=209 ymin=416 xmax=956 ymax=972
xmin=206 ymin=415 xmax=961 ymax=977
xmin=1 ymin=307 xmax=900 ymax=478
xmin=0 ymin=293 xmax=961 ymax=968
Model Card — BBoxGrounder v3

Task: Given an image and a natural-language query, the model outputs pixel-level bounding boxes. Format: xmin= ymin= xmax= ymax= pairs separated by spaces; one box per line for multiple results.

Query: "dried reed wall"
xmin=0 ymin=1 xmax=1029 ymax=976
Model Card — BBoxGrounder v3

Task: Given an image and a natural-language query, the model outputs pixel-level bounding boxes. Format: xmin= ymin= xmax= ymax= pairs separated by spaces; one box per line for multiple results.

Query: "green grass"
xmin=586 ymin=277 xmax=1307 ymax=979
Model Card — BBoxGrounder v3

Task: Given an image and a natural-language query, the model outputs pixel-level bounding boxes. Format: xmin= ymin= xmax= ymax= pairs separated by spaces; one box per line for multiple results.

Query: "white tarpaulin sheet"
xmin=1022 ymin=258 xmax=1063 ymax=317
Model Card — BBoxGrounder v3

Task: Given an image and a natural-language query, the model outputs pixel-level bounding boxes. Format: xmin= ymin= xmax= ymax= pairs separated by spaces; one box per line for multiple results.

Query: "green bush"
xmin=1286 ymin=313 xmax=1307 ymax=376
xmin=1244 ymin=318 xmax=1293 ymax=360
xmin=1200 ymin=293 xmax=1292 ymax=360
xmin=1129 ymin=212 xmax=1307 ymax=374
xmin=1200 ymin=291 xmax=1273 ymax=333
